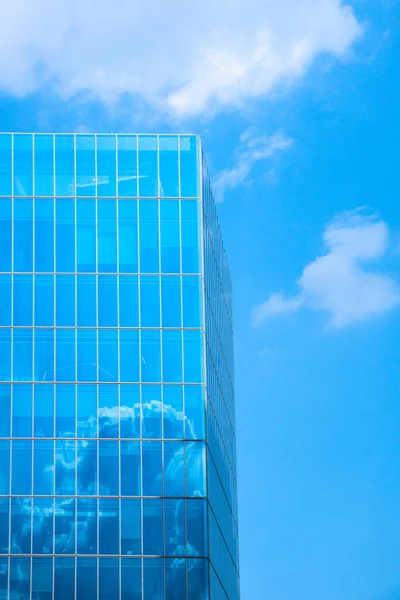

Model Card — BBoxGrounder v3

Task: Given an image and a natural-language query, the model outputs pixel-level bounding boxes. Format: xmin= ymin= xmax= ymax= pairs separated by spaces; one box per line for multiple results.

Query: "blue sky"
xmin=1 ymin=1 xmax=400 ymax=599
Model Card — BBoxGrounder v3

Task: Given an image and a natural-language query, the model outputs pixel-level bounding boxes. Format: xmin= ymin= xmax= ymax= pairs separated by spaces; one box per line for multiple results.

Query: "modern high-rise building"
xmin=0 ymin=133 xmax=239 ymax=600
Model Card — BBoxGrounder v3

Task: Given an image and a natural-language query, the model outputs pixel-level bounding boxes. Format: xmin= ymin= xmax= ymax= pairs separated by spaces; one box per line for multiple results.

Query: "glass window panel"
xmin=77 ymin=198 xmax=96 ymax=272
xmin=99 ymin=498 xmax=119 ymax=555
xmin=0 ymin=440 xmax=10 ymax=495
xmin=140 ymin=276 xmax=160 ymax=327
xmin=32 ymin=497 xmax=54 ymax=554
xmin=98 ymin=329 xmax=118 ymax=383
xmin=160 ymin=200 xmax=180 ymax=273
xmin=56 ymin=329 xmax=76 ymax=382
xmin=13 ymin=274 xmax=32 ymax=326
xmin=34 ymin=384 xmax=54 ymax=438
xmin=121 ymin=500 xmax=141 ymax=557
xmin=32 ymin=557 xmax=53 ymax=600
xmin=141 ymin=330 xmax=160 ymax=383
xmin=54 ymin=558 xmax=75 ymax=600
xmin=120 ymin=330 xmax=139 ymax=383
xmin=182 ymin=276 xmax=202 ymax=327
xmin=77 ymin=499 xmax=97 ymax=554
xmin=10 ymin=557 xmax=30 ymax=600
xmin=98 ymin=275 xmax=118 ymax=326
xmin=164 ymin=442 xmax=184 ymax=497
xmin=34 ymin=275 xmax=54 ymax=326
xmin=12 ymin=383 xmax=32 ymax=437
xmin=99 ymin=558 xmax=119 ymax=600
xmin=120 ymin=385 xmax=140 ymax=439
xmin=13 ymin=328 xmax=33 ymax=382
xmin=0 ymin=385 xmax=11 ymax=437
xmin=0 ymin=329 xmax=11 ymax=381
xmin=56 ymin=198 xmax=75 ymax=272
xmin=161 ymin=276 xmax=181 ymax=327
xmin=76 ymin=135 xmax=95 ymax=196
xmin=186 ymin=500 xmax=207 ymax=557
xmin=34 ymin=329 xmax=55 ymax=382
xmin=120 ymin=441 xmax=140 ymax=496
xmin=0 ymin=198 xmax=12 ymax=272
xmin=34 ymin=198 xmax=54 ymax=272
xmin=142 ymin=441 xmax=162 ymax=496
xmin=77 ymin=274 xmax=95 ymax=327
xmin=55 ymin=135 xmax=74 ymax=196
xmin=12 ymin=440 xmax=32 ymax=494
xmin=34 ymin=135 xmax=54 ymax=196
xmin=77 ymin=329 xmax=97 ymax=382
xmin=77 ymin=558 xmax=97 ymax=600
xmin=14 ymin=198 xmax=33 ymax=272
xmin=55 ymin=440 xmax=76 ymax=495
xmin=181 ymin=200 xmax=200 ymax=274
xmin=119 ymin=276 xmax=139 ymax=327
xmin=162 ymin=330 xmax=183 ymax=383
xmin=98 ymin=199 xmax=117 ymax=272
xmin=183 ymin=330 xmax=203 ymax=383
xmin=0 ymin=275 xmax=11 ymax=326
xmin=159 ymin=136 xmax=179 ymax=197
xmin=55 ymin=498 xmax=75 ymax=554
xmin=97 ymin=135 xmax=116 ymax=196
xmin=143 ymin=500 xmax=163 ymax=555
xmin=121 ymin=558 xmax=142 ymax=600
xmin=56 ymin=274 xmax=75 ymax=326
xmin=0 ymin=134 xmax=12 ymax=195
xmin=0 ymin=499 xmax=8 ymax=553
xmin=118 ymin=199 xmax=138 ymax=273
xmin=34 ymin=440 xmax=54 ymax=495
xmin=142 ymin=385 xmax=162 ymax=439
xmin=77 ymin=384 xmax=97 ymax=438
xmin=143 ymin=558 xmax=164 ymax=600
xmin=98 ymin=384 xmax=118 ymax=438
xmin=11 ymin=497 xmax=32 ymax=554
xmin=118 ymin=135 xmax=138 ymax=197
xmin=139 ymin=200 xmax=159 ymax=273
xmin=185 ymin=442 xmax=206 ymax=497
xmin=184 ymin=386 xmax=205 ymax=440
xmin=188 ymin=558 xmax=208 ymax=599
xmin=166 ymin=557 xmax=187 ymax=600
xmin=180 ymin=136 xmax=198 ymax=197
xmin=77 ymin=440 xmax=97 ymax=495
xmin=14 ymin=134 xmax=33 ymax=196
xmin=163 ymin=385 xmax=183 ymax=440
xmin=165 ymin=499 xmax=185 ymax=556
xmin=99 ymin=440 xmax=119 ymax=495
xmin=138 ymin=135 xmax=158 ymax=197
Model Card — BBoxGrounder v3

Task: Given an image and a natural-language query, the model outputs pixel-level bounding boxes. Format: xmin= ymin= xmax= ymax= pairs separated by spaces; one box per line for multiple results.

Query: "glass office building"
xmin=0 ymin=133 xmax=239 ymax=600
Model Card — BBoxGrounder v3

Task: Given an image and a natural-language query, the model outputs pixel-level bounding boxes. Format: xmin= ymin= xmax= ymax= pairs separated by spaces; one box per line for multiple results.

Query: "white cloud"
xmin=252 ymin=211 xmax=400 ymax=329
xmin=0 ymin=0 xmax=362 ymax=116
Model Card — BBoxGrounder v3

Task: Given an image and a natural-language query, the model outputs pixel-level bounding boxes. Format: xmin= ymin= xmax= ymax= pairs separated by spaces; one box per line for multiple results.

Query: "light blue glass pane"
xmin=55 ymin=135 xmax=74 ymax=196
xmin=0 ymin=440 xmax=10 ymax=495
xmin=182 ymin=276 xmax=202 ymax=327
xmin=11 ymin=497 xmax=31 ymax=554
xmin=0 ymin=500 xmax=8 ymax=553
xmin=180 ymin=136 xmax=198 ymax=197
xmin=99 ymin=558 xmax=119 ymax=600
xmin=55 ymin=498 xmax=75 ymax=554
xmin=142 ymin=385 xmax=161 ymax=439
xmin=56 ymin=329 xmax=76 ymax=382
xmin=142 ymin=441 xmax=162 ymax=496
xmin=77 ymin=275 xmax=95 ymax=327
xmin=184 ymin=386 xmax=205 ymax=440
xmin=0 ymin=198 xmax=12 ymax=271
xmin=34 ymin=329 xmax=54 ymax=382
xmin=13 ymin=274 xmax=32 ymax=326
xmin=138 ymin=135 xmax=158 ymax=197
xmin=97 ymin=135 xmax=116 ymax=196
xmin=186 ymin=500 xmax=207 ymax=556
xmin=54 ymin=558 xmax=75 ymax=600
xmin=77 ymin=329 xmax=97 ymax=382
xmin=77 ymin=198 xmax=96 ymax=272
xmin=188 ymin=558 xmax=208 ymax=599
xmin=98 ymin=275 xmax=118 ymax=326
xmin=77 ymin=500 xmax=97 ymax=553
xmin=56 ymin=384 xmax=76 ymax=437
xmin=77 ymin=384 xmax=97 ymax=438
xmin=34 ymin=275 xmax=54 ymax=326
xmin=34 ymin=135 xmax=54 ymax=196
xmin=184 ymin=330 xmax=203 ymax=383
xmin=159 ymin=136 xmax=179 ymax=197
xmin=181 ymin=200 xmax=200 ymax=274
xmin=32 ymin=497 xmax=54 ymax=554
xmin=139 ymin=200 xmax=159 ymax=273
xmin=162 ymin=330 xmax=183 ymax=383
xmin=0 ymin=134 xmax=12 ymax=195
xmin=160 ymin=200 xmax=180 ymax=273
xmin=14 ymin=198 xmax=33 ymax=272
xmin=13 ymin=328 xmax=33 ymax=382
xmin=0 ymin=329 xmax=11 ymax=381
xmin=143 ymin=501 xmax=163 ymax=555
xmin=99 ymin=440 xmax=119 ymax=495
xmin=98 ymin=384 xmax=118 ymax=438
xmin=99 ymin=499 xmax=119 ymax=555
xmin=34 ymin=440 xmax=54 ymax=495
xmin=77 ymin=557 xmax=97 ymax=599
xmin=120 ymin=385 xmax=140 ymax=438
xmin=119 ymin=276 xmax=139 ymax=327
xmin=0 ymin=385 xmax=11 ymax=437
xmin=120 ymin=441 xmax=141 ymax=497
xmin=186 ymin=442 xmax=206 ymax=497
xmin=56 ymin=440 xmax=76 ymax=494
xmin=56 ymin=275 xmax=75 ymax=326
xmin=10 ymin=556 xmax=30 ymax=599
xmin=98 ymin=330 xmax=118 ymax=383
xmin=14 ymin=134 xmax=33 ymax=196
xmin=119 ymin=330 xmax=139 ymax=383
xmin=161 ymin=276 xmax=181 ymax=327
xmin=76 ymin=135 xmax=95 ymax=196
xmin=140 ymin=276 xmax=160 ymax=327
xmin=143 ymin=558 xmax=164 ymax=599
xmin=165 ymin=499 xmax=185 ymax=556
xmin=164 ymin=442 xmax=184 ymax=497
xmin=34 ymin=198 xmax=54 ymax=272
xmin=118 ymin=199 xmax=138 ymax=272
xmin=121 ymin=558 xmax=142 ymax=599
xmin=12 ymin=440 xmax=32 ymax=494
xmin=34 ymin=384 xmax=54 ymax=438
xmin=118 ymin=135 xmax=137 ymax=197
xmin=141 ymin=330 xmax=160 ymax=383
xmin=163 ymin=385 xmax=183 ymax=440
xmin=56 ymin=198 xmax=75 ymax=272
xmin=12 ymin=383 xmax=32 ymax=437
xmin=98 ymin=199 xmax=117 ymax=272
xmin=166 ymin=557 xmax=187 ymax=600
xmin=32 ymin=557 xmax=53 ymax=598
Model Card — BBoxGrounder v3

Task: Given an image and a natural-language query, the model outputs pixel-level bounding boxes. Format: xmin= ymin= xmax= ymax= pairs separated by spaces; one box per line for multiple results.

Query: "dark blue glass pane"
xmin=140 ymin=276 xmax=160 ymax=327
xmin=77 ymin=384 xmax=97 ymax=438
xmin=121 ymin=500 xmax=141 ymax=555
xmin=0 ymin=134 xmax=12 ymax=195
xmin=142 ymin=442 xmax=162 ymax=496
xmin=139 ymin=200 xmax=159 ymax=273
xmin=77 ymin=198 xmax=96 ymax=272
xmin=99 ymin=440 xmax=119 ymax=495
xmin=56 ymin=198 xmax=75 ymax=272
xmin=77 ymin=500 xmax=97 ymax=554
xmin=166 ymin=557 xmax=187 ymax=600
xmin=55 ymin=135 xmax=74 ymax=196
xmin=34 ymin=275 xmax=54 ymax=326
xmin=56 ymin=440 xmax=76 ymax=495
xmin=182 ymin=276 xmax=202 ymax=327
xmin=55 ymin=498 xmax=75 ymax=554
xmin=0 ymin=440 xmax=10 ymax=495
xmin=99 ymin=499 xmax=119 ymax=555
xmin=119 ymin=276 xmax=139 ymax=327
xmin=14 ymin=134 xmax=33 ymax=196
xmin=120 ymin=441 xmax=140 ymax=496
xmin=181 ymin=200 xmax=200 ymax=274
xmin=34 ymin=135 xmax=54 ymax=196
xmin=0 ymin=274 xmax=11 ymax=326
xmin=54 ymin=558 xmax=75 ymax=600
xmin=98 ymin=275 xmax=118 ymax=326
xmin=185 ymin=443 xmax=206 ymax=497
xmin=184 ymin=386 xmax=205 ymax=440
xmin=99 ymin=558 xmax=119 ymax=600
xmin=98 ymin=384 xmax=118 ymax=438
xmin=12 ymin=383 xmax=32 ymax=437
xmin=0 ymin=385 xmax=11 ymax=437
xmin=159 ymin=136 xmax=179 ymax=197
xmin=13 ymin=328 xmax=33 ymax=381
xmin=34 ymin=329 xmax=55 ymax=382
xmin=77 ymin=330 xmax=97 ymax=382
xmin=0 ymin=199 xmax=12 ymax=271
xmin=56 ymin=275 xmax=75 ymax=326
xmin=164 ymin=442 xmax=184 ymax=497
xmin=77 ymin=558 xmax=97 ymax=599
xmin=77 ymin=441 xmax=97 ymax=495
xmin=162 ymin=330 xmax=182 ymax=383
xmin=143 ymin=501 xmax=163 ymax=555
xmin=77 ymin=275 xmax=95 ymax=327
xmin=143 ymin=558 xmax=164 ymax=599
xmin=34 ymin=440 xmax=54 ymax=495
xmin=56 ymin=330 xmax=76 ymax=382
xmin=118 ymin=199 xmax=138 ymax=272
xmin=98 ymin=330 xmax=118 ymax=383
xmin=98 ymin=199 xmax=117 ymax=272
xmin=12 ymin=440 xmax=32 ymax=494
xmin=160 ymin=200 xmax=180 ymax=273
xmin=165 ymin=499 xmax=185 ymax=555
xmin=180 ymin=136 xmax=198 ymax=197
xmin=188 ymin=558 xmax=209 ymax=599
xmin=14 ymin=198 xmax=33 ymax=272
xmin=120 ymin=385 xmax=140 ymax=439
xmin=11 ymin=498 xmax=32 ymax=554
xmin=117 ymin=135 xmax=137 ymax=197
xmin=13 ymin=274 xmax=32 ymax=326
xmin=141 ymin=330 xmax=160 ymax=383
xmin=121 ymin=558 xmax=142 ymax=600
xmin=76 ymin=135 xmax=95 ymax=197
xmin=97 ymin=135 xmax=116 ymax=197
xmin=138 ymin=136 xmax=158 ymax=197
xmin=34 ymin=198 xmax=54 ymax=272
xmin=32 ymin=497 xmax=54 ymax=554
xmin=186 ymin=500 xmax=207 ymax=556
xmin=142 ymin=385 xmax=162 ymax=439
xmin=163 ymin=385 xmax=184 ymax=440
xmin=0 ymin=499 xmax=9 ymax=553
xmin=183 ymin=331 xmax=203 ymax=383
xmin=0 ymin=329 xmax=11 ymax=381
xmin=10 ymin=557 xmax=30 ymax=599
xmin=34 ymin=384 xmax=54 ymax=438
xmin=161 ymin=276 xmax=181 ymax=327
xmin=120 ymin=330 xmax=139 ymax=383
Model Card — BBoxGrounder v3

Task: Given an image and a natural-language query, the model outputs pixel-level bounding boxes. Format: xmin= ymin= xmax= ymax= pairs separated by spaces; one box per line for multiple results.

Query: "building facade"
xmin=0 ymin=133 xmax=239 ymax=600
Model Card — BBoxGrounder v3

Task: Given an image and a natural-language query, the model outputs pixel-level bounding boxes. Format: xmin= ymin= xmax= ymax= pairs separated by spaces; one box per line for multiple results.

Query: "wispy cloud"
xmin=252 ymin=210 xmax=400 ymax=329
xmin=214 ymin=130 xmax=293 ymax=201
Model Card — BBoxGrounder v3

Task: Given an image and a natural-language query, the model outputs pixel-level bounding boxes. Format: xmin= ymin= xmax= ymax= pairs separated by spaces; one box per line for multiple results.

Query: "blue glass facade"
xmin=0 ymin=133 xmax=239 ymax=599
